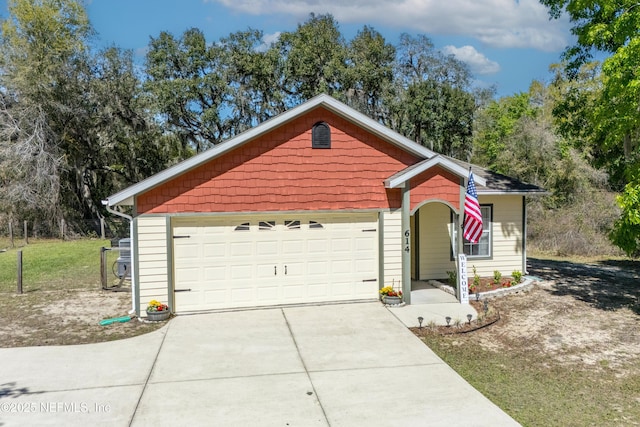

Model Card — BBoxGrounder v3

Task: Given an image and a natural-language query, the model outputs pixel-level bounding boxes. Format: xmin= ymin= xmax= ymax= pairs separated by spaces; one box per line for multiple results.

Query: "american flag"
xmin=463 ymin=171 xmax=483 ymax=244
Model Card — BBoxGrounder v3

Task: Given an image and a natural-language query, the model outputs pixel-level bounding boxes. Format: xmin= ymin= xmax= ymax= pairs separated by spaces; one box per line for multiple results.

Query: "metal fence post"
xmin=17 ymin=250 xmax=23 ymax=294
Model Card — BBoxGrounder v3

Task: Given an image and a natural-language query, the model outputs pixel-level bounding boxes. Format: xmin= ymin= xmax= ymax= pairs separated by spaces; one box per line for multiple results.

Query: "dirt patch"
xmin=417 ymin=257 xmax=640 ymax=374
xmin=0 ymin=286 xmax=164 ymax=348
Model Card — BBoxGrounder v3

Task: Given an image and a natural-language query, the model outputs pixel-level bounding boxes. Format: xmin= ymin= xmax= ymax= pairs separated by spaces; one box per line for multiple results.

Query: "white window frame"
xmin=463 ymin=205 xmax=492 ymax=258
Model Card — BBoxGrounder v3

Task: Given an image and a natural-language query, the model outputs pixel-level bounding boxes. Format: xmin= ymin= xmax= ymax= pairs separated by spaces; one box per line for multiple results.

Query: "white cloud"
xmin=262 ymin=31 xmax=281 ymax=46
xmin=256 ymin=31 xmax=281 ymax=52
xmin=207 ymin=0 xmax=569 ymax=52
xmin=442 ymin=45 xmax=500 ymax=75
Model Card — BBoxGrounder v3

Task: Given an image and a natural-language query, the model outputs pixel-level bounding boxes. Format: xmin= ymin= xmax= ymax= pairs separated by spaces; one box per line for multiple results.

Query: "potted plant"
xmin=146 ymin=300 xmax=171 ymax=321
xmin=379 ymin=286 xmax=403 ymax=305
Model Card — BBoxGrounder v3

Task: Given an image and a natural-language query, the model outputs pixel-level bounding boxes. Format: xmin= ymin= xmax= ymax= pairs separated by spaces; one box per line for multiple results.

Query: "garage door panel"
xmin=307 ymin=261 xmax=328 ymax=276
xmin=307 ymin=239 xmax=328 ymax=254
xmin=175 ymin=242 xmax=200 ymax=260
xmin=203 ymin=242 xmax=226 ymax=258
xmin=256 ymin=263 xmax=278 ymax=279
xmin=231 ymin=287 xmax=254 ymax=303
xmin=355 ymin=259 xmax=376 ymax=273
xmin=257 ymin=286 xmax=279 ymax=301
xmin=256 ymin=240 xmax=279 ymax=256
xmin=331 ymin=238 xmax=351 ymax=253
xmin=283 ymin=284 xmax=305 ymax=300
xmin=355 ymin=236 xmax=375 ymax=251
xmin=230 ymin=264 xmax=253 ymax=280
xmin=282 ymin=239 xmax=304 ymax=255
xmin=174 ymin=267 xmax=200 ymax=282
xmin=307 ymin=283 xmax=328 ymax=298
xmin=230 ymin=242 xmax=252 ymax=256
xmin=173 ymin=214 xmax=379 ymax=312
xmin=204 ymin=289 xmax=227 ymax=302
xmin=203 ymin=266 xmax=226 ymax=281
xmin=331 ymin=260 xmax=352 ymax=274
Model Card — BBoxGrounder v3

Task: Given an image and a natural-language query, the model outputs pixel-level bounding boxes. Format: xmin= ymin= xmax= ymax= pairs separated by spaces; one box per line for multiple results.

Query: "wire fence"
xmin=0 ymin=216 xmax=129 ymax=246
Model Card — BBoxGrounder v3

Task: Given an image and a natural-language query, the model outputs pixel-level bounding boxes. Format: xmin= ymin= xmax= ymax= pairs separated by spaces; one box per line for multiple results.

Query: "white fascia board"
xmin=105 ymin=94 xmax=437 ymax=207
xmin=384 ymin=156 xmax=486 ymax=189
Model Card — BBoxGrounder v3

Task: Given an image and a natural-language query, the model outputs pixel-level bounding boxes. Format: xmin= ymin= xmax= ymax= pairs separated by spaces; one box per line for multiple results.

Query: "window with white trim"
xmin=463 ymin=205 xmax=492 ymax=257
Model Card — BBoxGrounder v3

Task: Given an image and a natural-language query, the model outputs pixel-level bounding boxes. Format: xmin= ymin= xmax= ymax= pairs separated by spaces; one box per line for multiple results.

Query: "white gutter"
xmin=102 ymin=201 xmax=136 ymax=315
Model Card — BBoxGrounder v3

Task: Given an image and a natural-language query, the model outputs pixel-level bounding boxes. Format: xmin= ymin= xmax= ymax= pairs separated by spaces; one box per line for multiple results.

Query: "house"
xmin=103 ymin=94 xmax=544 ymax=316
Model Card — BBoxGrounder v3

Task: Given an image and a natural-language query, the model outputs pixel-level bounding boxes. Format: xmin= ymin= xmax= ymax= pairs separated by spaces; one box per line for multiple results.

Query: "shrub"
xmin=447 ymin=270 xmax=457 ymax=288
xmin=512 ymin=270 xmax=523 ymax=283
xmin=493 ymin=270 xmax=502 ymax=285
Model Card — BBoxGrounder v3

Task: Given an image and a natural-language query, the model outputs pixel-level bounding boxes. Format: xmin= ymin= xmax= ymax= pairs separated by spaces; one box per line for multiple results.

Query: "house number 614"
xmin=404 ymin=230 xmax=410 ymax=252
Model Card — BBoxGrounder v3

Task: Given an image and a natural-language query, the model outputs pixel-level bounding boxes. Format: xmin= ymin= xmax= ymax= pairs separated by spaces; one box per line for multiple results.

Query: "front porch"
xmin=387 ymin=280 xmax=478 ymax=327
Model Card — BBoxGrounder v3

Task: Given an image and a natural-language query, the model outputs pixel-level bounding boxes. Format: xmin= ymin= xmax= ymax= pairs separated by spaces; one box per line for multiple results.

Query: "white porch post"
xmin=456 ymin=176 xmax=466 ymax=302
xmin=401 ymin=185 xmax=412 ymax=304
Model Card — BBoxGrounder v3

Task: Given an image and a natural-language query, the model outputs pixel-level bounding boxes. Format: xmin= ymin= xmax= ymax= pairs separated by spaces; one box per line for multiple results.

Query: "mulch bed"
xmin=410 ymin=300 xmax=502 ymax=336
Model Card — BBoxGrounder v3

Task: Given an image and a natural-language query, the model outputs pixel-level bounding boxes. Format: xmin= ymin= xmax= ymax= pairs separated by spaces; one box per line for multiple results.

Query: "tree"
xmin=391 ymin=34 xmax=476 ymax=158
xmin=1 ymin=0 xmax=177 ymax=233
xmin=146 ymin=28 xmax=229 ymax=152
xmin=540 ymin=0 xmax=640 ymax=256
xmin=0 ymin=0 xmax=91 ymax=225
xmin=218 ymin=29 xmax=286 ymax=134
xmin=343 ymin=26 xmax=396 ymax=121
xmin=277 ymin=14 xmax=347 ymax=103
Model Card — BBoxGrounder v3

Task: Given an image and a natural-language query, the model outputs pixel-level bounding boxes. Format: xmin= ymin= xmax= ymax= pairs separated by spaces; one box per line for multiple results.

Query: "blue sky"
xmin=1 ymin=0 xmax=573 ymax=97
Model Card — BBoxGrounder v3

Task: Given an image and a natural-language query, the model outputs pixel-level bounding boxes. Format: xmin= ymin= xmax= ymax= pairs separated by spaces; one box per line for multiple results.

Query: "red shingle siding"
xmin=409 ymin=167 xmax=460 ymax=211
xmin=137 ymin=108 xmax=417 ymax=214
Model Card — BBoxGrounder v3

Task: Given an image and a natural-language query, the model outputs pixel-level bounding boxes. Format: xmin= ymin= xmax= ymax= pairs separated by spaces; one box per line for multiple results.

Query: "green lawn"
xmin=422 ymin=335 xmax=640 ymax=426
xmin=0 ymin=239 xmax=118 ymax=293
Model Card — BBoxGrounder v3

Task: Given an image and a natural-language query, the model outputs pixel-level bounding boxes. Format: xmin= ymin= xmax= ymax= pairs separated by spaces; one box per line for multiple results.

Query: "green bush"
xmin=493 ymin=270 xmax=502 ymax=285
xmin=512 ymin=270 xmax=523 ymax=283
xmin=446 ymin=270 xmax=457 ymax=288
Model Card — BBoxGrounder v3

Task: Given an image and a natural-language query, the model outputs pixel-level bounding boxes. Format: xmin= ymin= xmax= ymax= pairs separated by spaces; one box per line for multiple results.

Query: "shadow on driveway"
xmin=528 ymin=258 xmax=640 ymax=314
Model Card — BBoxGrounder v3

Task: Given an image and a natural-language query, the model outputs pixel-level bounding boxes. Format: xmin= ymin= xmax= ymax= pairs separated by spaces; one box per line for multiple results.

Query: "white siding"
xmin=417 ymin=203 xmax=455 ymax=279
xmin=137 ymin=216 xmax=169 ymax=310
xmin=470 ymin=195 xmax=524 ymax=277
xmin=382 ymin=210 xmax=403 ymax=289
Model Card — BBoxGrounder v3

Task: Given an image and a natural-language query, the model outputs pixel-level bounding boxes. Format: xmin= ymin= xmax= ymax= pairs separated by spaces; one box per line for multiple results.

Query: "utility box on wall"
xmin=116 ymin=238 xmax=131 ymax=278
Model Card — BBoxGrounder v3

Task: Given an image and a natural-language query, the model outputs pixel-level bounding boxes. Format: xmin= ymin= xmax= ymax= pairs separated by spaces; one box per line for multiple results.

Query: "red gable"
xmin=137 ymin=108 xmax=430 ymax=214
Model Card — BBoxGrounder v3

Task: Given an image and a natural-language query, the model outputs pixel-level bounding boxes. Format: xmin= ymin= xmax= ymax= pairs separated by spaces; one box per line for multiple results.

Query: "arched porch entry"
xmin=410 ymin=200 xmax=459 ymax=282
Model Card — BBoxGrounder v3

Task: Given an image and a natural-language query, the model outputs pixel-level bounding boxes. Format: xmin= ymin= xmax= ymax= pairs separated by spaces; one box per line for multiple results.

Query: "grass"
xmin=0 ymin=238 xmax=161 ymax=347
xmin=418 ymin=253 xmax=640 ymax=427
xmin=0 ymin=238 xmax=118 ymax=292
xmin=422 ymin=335 xmax=640 ymax=426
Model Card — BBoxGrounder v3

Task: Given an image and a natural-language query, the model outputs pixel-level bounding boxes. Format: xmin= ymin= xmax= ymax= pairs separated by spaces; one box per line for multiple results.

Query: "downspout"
xmin=102 ymin=201 xmax=136 ymax=315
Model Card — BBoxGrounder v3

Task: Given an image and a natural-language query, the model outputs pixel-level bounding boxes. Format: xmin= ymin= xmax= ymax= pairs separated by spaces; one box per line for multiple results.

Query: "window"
xmin=234 ymin=222 xmax=250 ymax=231
xmin=463 ymin=205 xmax=492 ymax=258
xmin=309 ymin=221 xmax=324 ymax=229
xmin=259 ymin=221 xmax=276 ymax=231
xmin=312 ymin=122 xmax=331 ymax=148
xmin=285 ymin=220 xmax=301 ymax=230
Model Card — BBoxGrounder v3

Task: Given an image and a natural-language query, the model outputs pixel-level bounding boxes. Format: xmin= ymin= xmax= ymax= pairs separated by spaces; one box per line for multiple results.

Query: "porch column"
xmin=401 ymin=185 xmax=412 ymax=304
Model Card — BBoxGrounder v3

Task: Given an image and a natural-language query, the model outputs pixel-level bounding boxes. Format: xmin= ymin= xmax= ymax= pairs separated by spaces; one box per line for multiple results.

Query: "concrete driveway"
xmin=0 ymin=302 xmax=518 ymax=426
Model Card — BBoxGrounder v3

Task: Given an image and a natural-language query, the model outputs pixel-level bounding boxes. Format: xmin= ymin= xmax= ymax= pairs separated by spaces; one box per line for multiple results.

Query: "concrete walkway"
xmin=387 ymin=281 xmax=479 ymax=328
xmin=0 ymin=302 xmax=518 ymax=426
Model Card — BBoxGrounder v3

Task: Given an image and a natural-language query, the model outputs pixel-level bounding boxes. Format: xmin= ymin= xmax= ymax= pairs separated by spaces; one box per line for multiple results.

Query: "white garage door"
xmin=172 ymin=213 xmax=379 ymax=312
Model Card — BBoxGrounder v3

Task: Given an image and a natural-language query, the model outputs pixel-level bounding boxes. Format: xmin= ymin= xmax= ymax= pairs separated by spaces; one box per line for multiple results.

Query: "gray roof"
xmin=448 ymin=157 xmax=547 ymax=195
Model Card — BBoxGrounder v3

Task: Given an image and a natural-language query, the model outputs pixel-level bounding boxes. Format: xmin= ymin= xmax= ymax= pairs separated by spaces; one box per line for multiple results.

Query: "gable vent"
xmin=312 ymin=122 xmax=331 ymax=149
